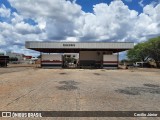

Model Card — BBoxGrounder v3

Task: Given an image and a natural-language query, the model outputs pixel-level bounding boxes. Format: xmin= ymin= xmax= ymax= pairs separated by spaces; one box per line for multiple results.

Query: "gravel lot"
xmin=0 ymin=65 xmax=160 ymax=120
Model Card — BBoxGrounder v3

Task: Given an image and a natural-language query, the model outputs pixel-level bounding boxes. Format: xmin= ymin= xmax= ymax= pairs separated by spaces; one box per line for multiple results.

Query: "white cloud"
xmin=0 ymin=4 xmax=10 ymax=18
xmin=11 ymin=12 xmax=23 ymax=24
xmin=139 ymin=0 xmax=144 ymax=7
xmin=0 ymin=0 xmax=159 ymax=56
xmin=132 ymin=4 xmax=160 ymax=41
xmin=78 ymin=1 xmax=139 ymax=41
xmin=9 ymin=0 xmax=83 ymax=40
xmin=15 ymin=22 xmax=42 ymax=35
xmin=0 ymin=19 xmax=45 ymax=55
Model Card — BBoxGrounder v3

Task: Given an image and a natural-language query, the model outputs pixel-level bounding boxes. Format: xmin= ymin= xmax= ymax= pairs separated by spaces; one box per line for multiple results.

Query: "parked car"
xmin=134 ymin=62 xmax=150 ymax=68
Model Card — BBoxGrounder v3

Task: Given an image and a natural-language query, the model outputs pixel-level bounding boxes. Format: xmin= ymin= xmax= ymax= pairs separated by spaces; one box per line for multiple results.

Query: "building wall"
xmin=42 ymin=54 xmax=62 ymax=61
xmin=6 ymin=52 xmax=23 ymax=61
xmin=79 ymin=51 xmax=112 ymax=61
xmin=103 ymin=54 xmax=118 ymax=68
xmin=41 ymin=54 xmax=62 ymax=68
xmin=40 ymin=52 xmax=118 ymax=69
xmin=79 ymin=51 xmax=113 ymax=68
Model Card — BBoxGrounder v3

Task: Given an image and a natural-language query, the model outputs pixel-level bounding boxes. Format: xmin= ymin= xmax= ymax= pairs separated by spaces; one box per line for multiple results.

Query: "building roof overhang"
xmin=25 ymin=41 xmax=134 ymax=53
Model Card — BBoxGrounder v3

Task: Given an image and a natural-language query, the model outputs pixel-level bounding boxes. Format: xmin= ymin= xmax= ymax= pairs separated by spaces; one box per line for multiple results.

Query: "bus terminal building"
xmin=25 ymin=41 xmax=134 ymax=69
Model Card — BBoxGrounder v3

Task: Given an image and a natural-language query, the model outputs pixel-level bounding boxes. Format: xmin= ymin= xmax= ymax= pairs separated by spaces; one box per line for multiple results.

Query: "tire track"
xmin=5 ymin=89 xmax=35 ymax=107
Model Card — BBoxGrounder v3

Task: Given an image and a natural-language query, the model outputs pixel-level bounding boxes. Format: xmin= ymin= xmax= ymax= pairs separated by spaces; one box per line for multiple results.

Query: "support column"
xmin=117 ymin=52 xmax=119 ymax=69
xmin=40 ymin=52 xmax=42 ymax=68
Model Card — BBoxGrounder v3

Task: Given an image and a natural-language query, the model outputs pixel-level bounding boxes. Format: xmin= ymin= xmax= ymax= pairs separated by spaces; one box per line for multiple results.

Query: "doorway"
xmin=62 ymin=53 xmax=79 ymax=68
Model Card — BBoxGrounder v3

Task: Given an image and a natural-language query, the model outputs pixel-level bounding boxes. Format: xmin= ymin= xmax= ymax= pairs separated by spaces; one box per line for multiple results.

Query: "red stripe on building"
xmin=103 ymin=61 xmax=118 ymax=63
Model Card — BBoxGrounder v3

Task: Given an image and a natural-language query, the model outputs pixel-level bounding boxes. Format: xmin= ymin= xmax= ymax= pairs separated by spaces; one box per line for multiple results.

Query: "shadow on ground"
xmin=94 ymin=73 xmax=101 ymax=75
xmin=57 ymin=80 xmax=80 ymax=91
xmin=115 ymin=84 xmax=160 ymax=95
xmin=59 ymin=72 xmax=67 ymax=75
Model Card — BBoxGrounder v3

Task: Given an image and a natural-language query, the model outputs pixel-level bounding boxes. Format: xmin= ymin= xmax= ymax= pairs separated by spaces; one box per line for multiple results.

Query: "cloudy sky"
xmin=0 ymin=0 xmax=160 ymax=58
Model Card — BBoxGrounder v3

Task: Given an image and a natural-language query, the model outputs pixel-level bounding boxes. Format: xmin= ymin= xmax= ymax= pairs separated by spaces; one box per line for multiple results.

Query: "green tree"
xmin=127 ymin=36 xmax=160 ymax=68
xmin=127 ymin=42 xmax=149 ymax=62
xmin=146 ymin=36 xmax=160 ymax=67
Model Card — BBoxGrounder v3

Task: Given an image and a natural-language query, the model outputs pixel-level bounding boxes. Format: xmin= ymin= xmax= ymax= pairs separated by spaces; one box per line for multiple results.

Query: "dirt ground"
xmin=0 ymin=64 xmax=160 ymax=120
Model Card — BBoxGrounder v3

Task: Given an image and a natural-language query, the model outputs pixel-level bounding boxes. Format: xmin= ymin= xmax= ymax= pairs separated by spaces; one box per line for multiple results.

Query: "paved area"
xmin=0 ymin=65 xmax=160 ymax=120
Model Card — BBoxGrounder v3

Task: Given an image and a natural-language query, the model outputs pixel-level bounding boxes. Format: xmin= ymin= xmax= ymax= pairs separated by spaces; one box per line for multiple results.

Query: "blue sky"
xmin=0 ymin=0 xmax=16 ymax=13
xmin=76 ymin=0 xmax=159 ymax=13
xmin=76 ymin=0 xmax=142 ymax=13
xmin=0 ymin=0 xmax=160 ymax=59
